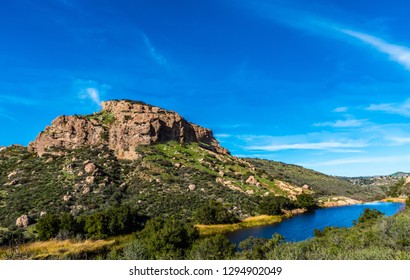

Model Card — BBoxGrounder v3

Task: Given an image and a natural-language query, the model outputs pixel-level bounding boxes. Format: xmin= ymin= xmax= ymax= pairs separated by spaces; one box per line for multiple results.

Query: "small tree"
xmin=193 ymin=201 xmax=238 ymax=225
xmin=188 ymin=234 xmax=235 ymax=260
xmin=356 ymin=208 xmax=384 ymax=224
xmin=259 ymin=195 xmax=295 ymax=215
xmin=296 ymin=193 xmax=317 ymax=210
xmin=36 ymin=214 xmax=60 ymax=240
xmin=136 ymin=217 xmax=199 ymax=259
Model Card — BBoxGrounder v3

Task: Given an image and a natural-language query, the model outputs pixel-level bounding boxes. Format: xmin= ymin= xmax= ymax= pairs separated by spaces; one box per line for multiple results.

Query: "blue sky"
xmin=2 ymin=0 xmax=410 ymax=176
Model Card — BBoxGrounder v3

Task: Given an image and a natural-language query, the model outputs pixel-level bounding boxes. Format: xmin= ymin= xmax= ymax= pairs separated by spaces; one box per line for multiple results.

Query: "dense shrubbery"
xmin=188 ymin=234 xmax=236 ymax=260
xmin=119 ymin=218 xmax=235 ymax=260
xmin=193 ymin=200 xmax=238 ymax=225
xmin=387 ymin=179 xmax=405 ymax=197
xmin=355 ymin=208 xmax=384 ymax=224
xmin=247 ymin=158 xmax=386 ymax=200
xmin=259 ymin=195 xmax=295 ymax=215
xmin=123 ymin=217 xmax=199 ymax=260
xmin=296 ymin=193 xmax=317 ymax=210
xmin=36 ymin=205 xmax=144 ymax=240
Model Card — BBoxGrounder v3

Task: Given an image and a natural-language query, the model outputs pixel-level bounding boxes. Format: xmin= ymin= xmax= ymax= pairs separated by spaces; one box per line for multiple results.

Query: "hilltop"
xmin=0 ymin=100 xmax=391 ymax=236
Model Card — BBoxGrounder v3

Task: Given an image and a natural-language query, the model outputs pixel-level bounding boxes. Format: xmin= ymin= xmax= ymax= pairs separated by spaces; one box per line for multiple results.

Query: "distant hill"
xmin=390 ymin=172 xmax=410 ymax=177
xmin=246 ymin=159 xmax=387 ymax=201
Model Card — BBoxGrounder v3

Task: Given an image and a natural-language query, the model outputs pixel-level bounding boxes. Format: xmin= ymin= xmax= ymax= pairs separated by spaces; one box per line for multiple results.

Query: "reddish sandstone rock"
xmin=28 ymin=100 xmax=229 ymax=160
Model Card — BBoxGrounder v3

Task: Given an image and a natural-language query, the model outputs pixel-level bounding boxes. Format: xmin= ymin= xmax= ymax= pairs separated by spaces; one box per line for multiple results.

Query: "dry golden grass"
xmin=196 ymin=215 xmax=282 ymax=236
xmin=380 ymin=197 xmax=407 ymax=203
xmin=0 ymin=234 xmax=134 ymax=260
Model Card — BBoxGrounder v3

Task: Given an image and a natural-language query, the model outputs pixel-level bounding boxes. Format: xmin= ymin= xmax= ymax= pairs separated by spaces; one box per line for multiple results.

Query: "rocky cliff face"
xmin=28 ymin=100 xmax=229 ymax=159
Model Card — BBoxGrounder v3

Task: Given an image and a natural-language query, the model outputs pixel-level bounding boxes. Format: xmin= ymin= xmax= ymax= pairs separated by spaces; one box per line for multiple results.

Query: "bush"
xmin=193 ymin=201 xmax=238 ymax=225
xmin=259 ymin=195 xmax=295 ymax=215
xmin=188 ymin=235 xmax=236 ymax=260
xmin=356 ymin=208 xmax=384 ymax=224
xmin=84 ymin=205 xmax=143 ymax=239
xmin=135 ymin=217 xmax=199 ymax=259
xmin=36 ymin=214 xmax=61 ymax=240
xmin=296 ymin=194 xmax=317 ymax=210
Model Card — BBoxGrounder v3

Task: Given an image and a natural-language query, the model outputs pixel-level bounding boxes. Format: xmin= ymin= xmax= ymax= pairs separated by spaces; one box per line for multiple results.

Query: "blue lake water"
xmin=226 ymin=202 xmax=405 ymax=244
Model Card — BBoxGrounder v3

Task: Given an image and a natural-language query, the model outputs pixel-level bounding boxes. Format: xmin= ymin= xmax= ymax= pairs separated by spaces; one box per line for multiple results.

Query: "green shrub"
xmin=296 ymin=193 xmax=317 ymax=210
xmin=135 ymin=217 xmax=199 ymax=259
xmin=259 ymin=195 xmax=295 ymax=215
xmin=356 ymin=208 xmax=384 ymax=224
xmin=193 ymin=200 xmax=238 ymax=225
xmin=36 ymin=214 xmax=61 ymax=240
xmin=188 ymin=234 xmax=235 ymax=260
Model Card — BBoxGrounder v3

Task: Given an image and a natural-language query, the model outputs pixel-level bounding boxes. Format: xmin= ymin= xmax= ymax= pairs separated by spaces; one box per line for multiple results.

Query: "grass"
xmin=196 ymin=215 xmax=282 ymax=236
xmin=0 ymin=234 xmax=134 ymax=260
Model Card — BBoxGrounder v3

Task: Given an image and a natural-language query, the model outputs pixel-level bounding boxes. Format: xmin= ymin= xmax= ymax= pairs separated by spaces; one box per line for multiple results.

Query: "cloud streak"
xmin=85 ymin=88 xmax=102 ymax=106
xmin=246 ymin=1 xmax=410 ymax=71
xmin=313 ymin=119 xmax=366 ymax=128
xmin=340 ymin=29 xmax=410 ymax=70
xmin=142 ymin=34 xmax=167 ymax=66
xmin=366 ymin=99 xmax=410 ymax=117
xmin=246 ymin=141 xmax=367 ymax=152
xmin=76 ymin=79 xmax=109 ymax=108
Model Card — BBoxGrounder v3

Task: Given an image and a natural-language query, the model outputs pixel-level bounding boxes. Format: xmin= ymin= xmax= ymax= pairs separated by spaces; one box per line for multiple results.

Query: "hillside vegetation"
xmin=0 ymin=142 xmax=316 ymax=232
xmin=247 ymin=158 xmax=387 ymax=201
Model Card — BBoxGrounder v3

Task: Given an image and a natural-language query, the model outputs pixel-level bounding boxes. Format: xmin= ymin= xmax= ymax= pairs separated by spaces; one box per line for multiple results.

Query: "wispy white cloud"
xmin=340 ymin=29 xmax=410 ymax=70
xmin=0 ymin=107 xmax=17 ymax=122
xmin=85 ymin=88 xmax=101 ymax=106
xmin=0 ymin=95 xmax=39 ymax=106
xmin=366 ymin=99 xmax=410 ymax=117
xmin=214 ymin=133 xmax=232 ymax=138
xmin=76 ymin=79 xmax=109 ymax=108
xmin=142 ymin=34 xmax=167 ymax=66
xmin=301 ymin=154 xmax=410 ymax=167
xmin=246 ymin=140 xmax=367 ymax=152
xmin=333 ymin=106 xmax=348 ymax=113
xmin=245 ymin=1 xmax=410 ymax=71
xmin=313 ymin=119 xmax=366 ymax=128
xmin=388 ymin=136 xmax=410 ymax=145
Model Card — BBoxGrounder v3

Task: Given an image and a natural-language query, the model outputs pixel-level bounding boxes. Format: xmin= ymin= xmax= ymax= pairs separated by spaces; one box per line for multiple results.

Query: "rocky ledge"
xmin=28 ymin=100 xmax=229 ymax=160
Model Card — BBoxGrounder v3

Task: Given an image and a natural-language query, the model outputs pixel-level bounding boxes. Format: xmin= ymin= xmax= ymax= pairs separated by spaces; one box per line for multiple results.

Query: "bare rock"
xmin=0 ymin=146 xmax=6 ymax=152
xmin=84 ymin=163 xmax=96 ymax=174
xmin=63 ymin=195 xmax=72 ymax=201
xmin=85 ymin=176 xmax=95 ymax=185
xmin=28 ymin=100 xmax=229 ymax=160
xmin=16 ymin=215 xmax=31 ymax=228
xmin=246 ymin=175 xmax=260 ymax=187
xmin=7 ymin=171 xmax=18 ymax=180
xmin=188 ymin=184 xmax=196 ymax=191
xmin=218 ymin=171 xmax=225 ymax=177
xmin=82 ymin=186 xmax=90 ymax=194
xmin=45 ymin=157 xmax=54 ymax=163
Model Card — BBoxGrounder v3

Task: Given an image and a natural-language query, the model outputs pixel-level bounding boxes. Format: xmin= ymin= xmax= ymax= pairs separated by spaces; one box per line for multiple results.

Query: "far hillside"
xmin=246 ymin=158 xmax=387 ymax=201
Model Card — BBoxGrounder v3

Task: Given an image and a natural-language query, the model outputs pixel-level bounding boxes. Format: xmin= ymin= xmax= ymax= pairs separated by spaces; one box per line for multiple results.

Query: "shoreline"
xmin=195 ymin=215 xmax=282 ymax=236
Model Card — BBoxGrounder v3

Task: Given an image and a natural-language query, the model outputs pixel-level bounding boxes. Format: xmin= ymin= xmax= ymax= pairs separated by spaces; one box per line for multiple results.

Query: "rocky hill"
xmin=28 ymin=100 xmax=228 ymax=160
xmin=0 ymin=100 xmax=388 ymax=233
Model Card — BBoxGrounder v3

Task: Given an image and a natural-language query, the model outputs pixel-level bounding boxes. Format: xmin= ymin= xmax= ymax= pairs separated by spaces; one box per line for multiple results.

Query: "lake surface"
xmin=226 ymin=202 xmax=405 ymax=244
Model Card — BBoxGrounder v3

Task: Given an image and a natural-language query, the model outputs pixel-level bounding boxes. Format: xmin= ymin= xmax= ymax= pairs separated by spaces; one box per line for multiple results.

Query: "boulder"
xmin=84 ymin=163 xmax=96 ymax=174
xmin=246 ymin=175 xmax=261 ymax=187
xmin=16 ymin=215 xmax=31 ymax=228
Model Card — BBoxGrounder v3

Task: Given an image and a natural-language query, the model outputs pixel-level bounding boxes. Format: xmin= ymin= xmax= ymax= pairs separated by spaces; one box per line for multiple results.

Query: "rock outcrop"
xmin=28 ymin=100 xmax=229 ymax=160
xmin=16 ymin=214 xmax=31 ymax=228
